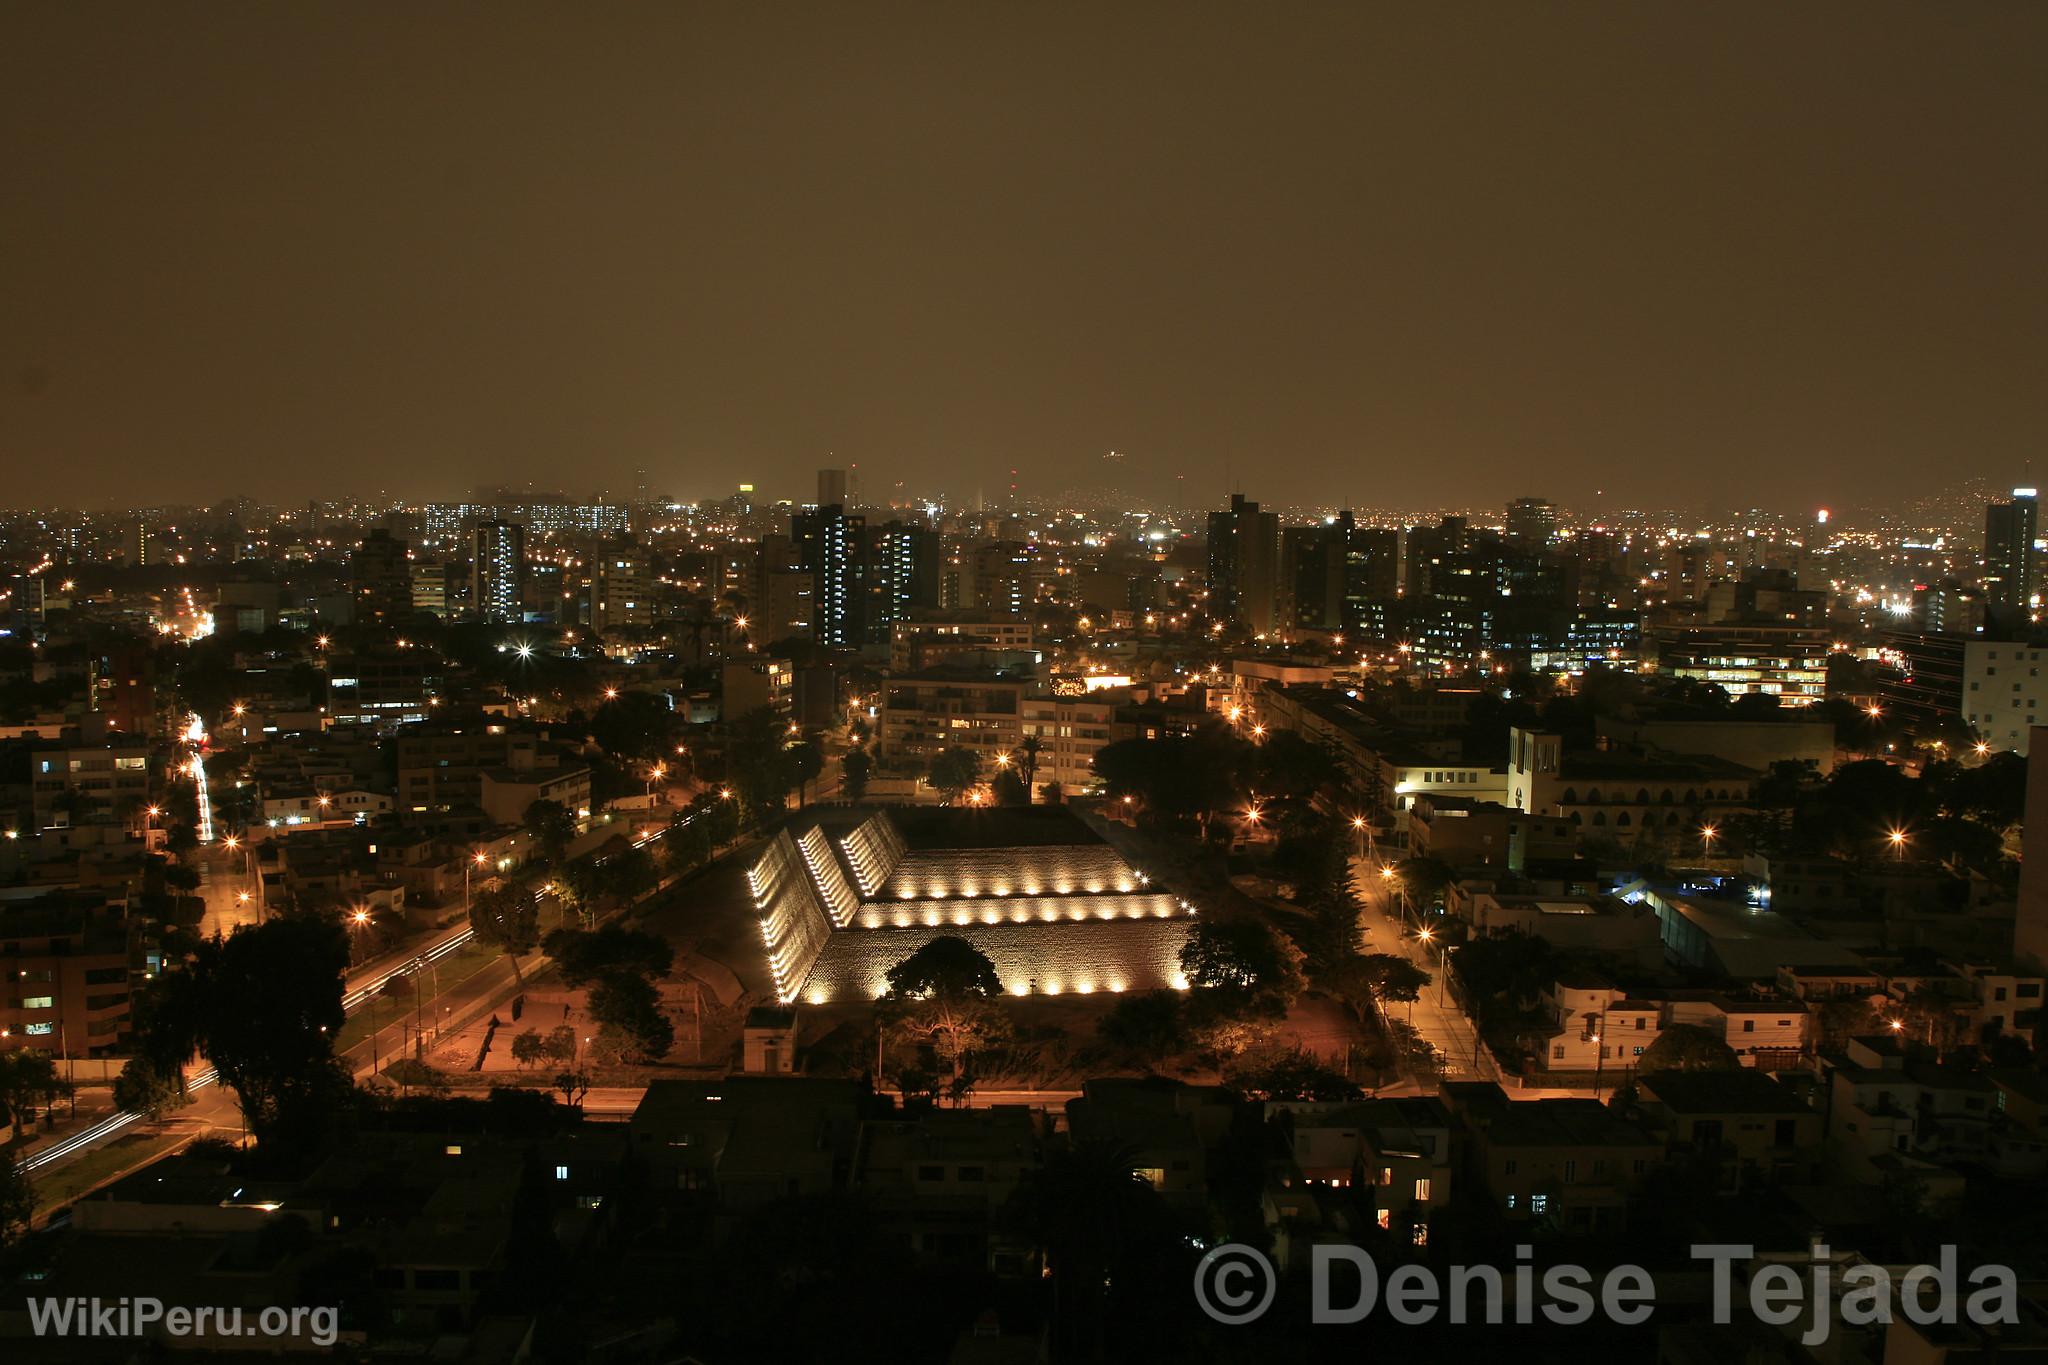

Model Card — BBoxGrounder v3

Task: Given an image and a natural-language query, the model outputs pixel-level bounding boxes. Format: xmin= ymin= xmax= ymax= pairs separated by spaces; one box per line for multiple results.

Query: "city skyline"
xmin=6 ymin=4 xmax=2046 ymax=509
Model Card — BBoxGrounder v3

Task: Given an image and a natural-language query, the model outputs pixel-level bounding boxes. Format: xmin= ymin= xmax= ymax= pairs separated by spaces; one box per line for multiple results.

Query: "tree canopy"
xmin=1638 ymin=1023 xmax=1742 ymax=1074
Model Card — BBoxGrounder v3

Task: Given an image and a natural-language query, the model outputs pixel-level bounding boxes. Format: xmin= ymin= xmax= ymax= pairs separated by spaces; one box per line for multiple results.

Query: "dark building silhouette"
xmin=1206 ymin=493 xmax=1280 ymax=633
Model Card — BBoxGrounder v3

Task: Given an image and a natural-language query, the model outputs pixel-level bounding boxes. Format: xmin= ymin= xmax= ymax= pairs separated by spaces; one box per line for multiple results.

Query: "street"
xmin=1352 ymin=856 xmax=1496 ymax=1082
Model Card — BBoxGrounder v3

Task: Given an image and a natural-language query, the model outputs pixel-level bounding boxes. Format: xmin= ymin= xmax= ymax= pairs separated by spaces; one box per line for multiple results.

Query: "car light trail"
xmin=24 ymin=808 xmax=707 ymax=1180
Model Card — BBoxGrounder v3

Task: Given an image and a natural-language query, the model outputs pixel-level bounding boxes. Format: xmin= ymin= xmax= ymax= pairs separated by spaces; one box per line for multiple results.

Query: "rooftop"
xmin=1639 ymin=1069 xmax=1815 ymax=1117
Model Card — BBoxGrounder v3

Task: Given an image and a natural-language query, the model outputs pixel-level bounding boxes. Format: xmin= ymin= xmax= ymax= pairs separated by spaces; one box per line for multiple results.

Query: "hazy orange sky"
xmin=4 ymin=3 xmax=2044 ymax=511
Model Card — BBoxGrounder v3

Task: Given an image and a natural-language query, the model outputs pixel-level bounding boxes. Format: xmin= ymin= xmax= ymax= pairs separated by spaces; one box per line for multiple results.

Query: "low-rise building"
xmin=0 ymin=899 xmax=134 ymax=1057
xmin=1634 ymin=1069 xmax=1824 ymax=1187
xmin=1445 ymin=1083 xmax=1662 ymax=1233
xmin=30 ymin=742 xmax=151 ymax=829
xmin=478 ymin=765 xmax=591 ymax=826
xmin=856 ymin=1105 xmax=1042 ymax=1272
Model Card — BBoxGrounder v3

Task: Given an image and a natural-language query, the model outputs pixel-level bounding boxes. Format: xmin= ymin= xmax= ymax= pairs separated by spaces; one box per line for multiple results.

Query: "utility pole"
xmin=1591 ymin=1019 xmax=1607 ymax=1100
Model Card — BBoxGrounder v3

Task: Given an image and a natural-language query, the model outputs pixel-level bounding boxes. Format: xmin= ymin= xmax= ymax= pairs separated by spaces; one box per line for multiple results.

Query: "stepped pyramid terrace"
xmin=748 ymin=806 xmax=1198 ymax=1005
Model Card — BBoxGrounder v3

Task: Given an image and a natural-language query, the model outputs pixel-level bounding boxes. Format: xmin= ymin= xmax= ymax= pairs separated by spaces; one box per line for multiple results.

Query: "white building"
xmin=1962 ymin=641 xmax=2048 ymax=754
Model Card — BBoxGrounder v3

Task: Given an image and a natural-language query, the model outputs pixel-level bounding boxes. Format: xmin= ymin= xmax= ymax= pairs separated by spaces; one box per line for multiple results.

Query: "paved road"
xmin=1352 ymin=857 xmax=1495 ymax=1082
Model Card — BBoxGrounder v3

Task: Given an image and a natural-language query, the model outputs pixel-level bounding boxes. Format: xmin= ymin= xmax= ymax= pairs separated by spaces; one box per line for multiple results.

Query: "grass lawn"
xmin=30 ymin=1126 xmax=199 ymax=1219
xmin=336 ymin=939 xmax=499 ymax=1051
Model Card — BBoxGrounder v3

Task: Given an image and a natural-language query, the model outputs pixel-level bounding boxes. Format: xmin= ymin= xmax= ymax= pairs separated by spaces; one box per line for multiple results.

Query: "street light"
xmin=1886 ymin=828 xmax=1909 ymax=861
xmin=1416 ymin=926 xmax=1448 ymax=1007
xmin=1699 ymin=824 xmax=1718 ymax=859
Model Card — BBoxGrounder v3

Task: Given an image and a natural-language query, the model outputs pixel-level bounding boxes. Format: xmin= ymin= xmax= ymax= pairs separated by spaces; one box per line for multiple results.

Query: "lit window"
xmin=554 ymin=1164 xmax=569 ymax=1181
xmin=1414 ymin=1178 xmax=1431 ymax=1202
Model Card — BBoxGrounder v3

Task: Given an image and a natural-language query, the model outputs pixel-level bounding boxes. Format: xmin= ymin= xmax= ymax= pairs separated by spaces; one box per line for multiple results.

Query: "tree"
xmin=992 ymin=767 xmax=1030 ymax=807
xmin=1098 ymin=991 xmax=1189 ymax=1061
xmin=510 ymin=1029 xmax=547 ymax=1070
xmin=725 ymin=706 xmax=798 ymax=817
xmin=789 ymin=736 xmax=824 ymax=807
xmin=131 ymin=916 xmax=350 ymax=1161
xmin=544 ymin=925 xmax=675 ymax=987
xmin=1325 ymin=953 xmax=1430 ymax=1020
xmin=112 ymin=1057 xmax=186 ymax=1126
xmin=1392 ymin=857 xmax=1454 ymax=915
xmin=1177 ymin=918 xmax=1305 ymax=1019
xmin=588 ymin=972 xmax=675 ymax=1061
xmin=543 ymin=1025 xmax=579 ymax=1066
xmin=0 ymin=1051 xmax=66 ymax=1139
xmin=840 ymin=747 xmax=872 ymax=800
xmin=469 ymin=883 xmax=540 ymax=987
xmin=1018 ymin=735 xmax=1042 ymax=798
xmin=522 ymin=799 xmax=578 ymax=863
xmin=553 ymin=1069 xmax=592 ymax=1108
xmin=927 ymin=747 xmax=981 ymax=804
xmin=1638 ymin=1023 xmax=1742 ymax=1074
xmin=885 ymin=935 xmax=1002 ymax=1000
xmin=0 ymin=1159 xmax=32 ymax=1250
xmin=884 ymin=937 xmax=1009 ymax=1083
xmin=1223 ymin=1047 xmax=1364 ymax=1102
xmin=600 ymin=844 xmax=659 ymax=905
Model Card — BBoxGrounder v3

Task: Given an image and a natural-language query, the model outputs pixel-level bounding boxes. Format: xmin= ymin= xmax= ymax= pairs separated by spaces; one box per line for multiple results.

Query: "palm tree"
xmin=1019 ymin=735 xmax=1043 ymax=801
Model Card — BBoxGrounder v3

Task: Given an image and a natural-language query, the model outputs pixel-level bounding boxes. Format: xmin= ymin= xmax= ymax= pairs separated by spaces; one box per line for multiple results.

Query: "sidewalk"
xmin=1352 ymin=856 xmax=1499 ymax=1083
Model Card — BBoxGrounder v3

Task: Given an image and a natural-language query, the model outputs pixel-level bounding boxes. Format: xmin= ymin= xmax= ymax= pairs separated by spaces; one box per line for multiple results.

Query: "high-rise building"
xmin=1206 ymin=494 xmax=1280 ymax=633
xmin=1505 ymin=497 xmax=1558 ymax=546
xmin=971 ymin=541 xmax=1033 ymax=615
xmin=792 ymin=504 xmax=865 ymax=647
xmin=590 ymin=533 xmax=651 ymax=633
xmin=1280 ymin=514 xmax=1352 ymax=632
xmin=471 ymin=521 xmax=526 ymax=624
xmin=350 ymin=529 xmax=413 ymax=626
xmin=1983 ymin=488 xmax=2038 ymax=628
xmin=817 ymin=468 xmax=848 ymax=508
xmin=870 ymin=520 xmax=941 ymax=639
xmin=410 ymin=562 xmax=454 ymax=618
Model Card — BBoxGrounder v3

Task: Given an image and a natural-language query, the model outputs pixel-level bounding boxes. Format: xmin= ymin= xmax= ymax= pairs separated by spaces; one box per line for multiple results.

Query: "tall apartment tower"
xmin=817 ymin=468 xmax=849 ymax=509
xmin=1983 ymin=488 xmax=2038 ymax=629
xmin=471 ymin=521 xmax=526 ymax=624
xmin=591 ymin=532 xmax=651 ymax=633
xmin=1505 ymin=497 xmax=1558 ymax=546
xmin=1206 ymin=493 xmax=1281 ymax=634
xmin=792 ymin=504 xmax=865 ymax=647
xmin=871 ymin=520 xmax=941 ymax=639
xmin=351 ymin=529 xmax=413 ymax=626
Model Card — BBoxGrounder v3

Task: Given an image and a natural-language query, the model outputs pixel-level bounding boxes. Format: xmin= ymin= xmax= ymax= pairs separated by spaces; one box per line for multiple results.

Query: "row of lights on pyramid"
xmin=859 ymin=902 xmax=1174 ymax=929
xmin=839 ymin=836 xmax=889 ymax=897
xmin=901 ymin=879 xmax=1136 ymax=899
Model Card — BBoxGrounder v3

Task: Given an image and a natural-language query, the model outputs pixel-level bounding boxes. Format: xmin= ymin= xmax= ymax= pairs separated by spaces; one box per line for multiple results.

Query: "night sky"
xmin=4 ymin=3 xmax=2044 ymax=512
